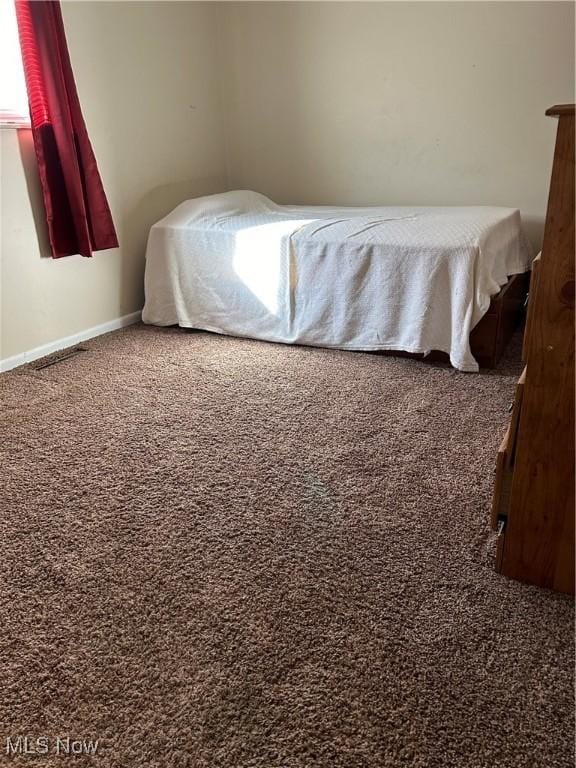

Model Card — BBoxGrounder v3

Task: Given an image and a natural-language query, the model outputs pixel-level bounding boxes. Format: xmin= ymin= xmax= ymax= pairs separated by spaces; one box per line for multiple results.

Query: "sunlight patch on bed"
xmin=232 ymin=220 xmax=311 ymax=316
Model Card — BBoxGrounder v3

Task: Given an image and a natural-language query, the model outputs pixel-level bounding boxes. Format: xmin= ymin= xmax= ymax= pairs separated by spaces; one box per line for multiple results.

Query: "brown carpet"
xmin=0 ymin=325 xmax=573 ymax=768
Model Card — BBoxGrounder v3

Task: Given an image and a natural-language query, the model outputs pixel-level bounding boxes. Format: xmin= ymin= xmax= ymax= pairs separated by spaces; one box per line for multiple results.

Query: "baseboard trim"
xmin=0 ymin=311 xmax=142 ymax=373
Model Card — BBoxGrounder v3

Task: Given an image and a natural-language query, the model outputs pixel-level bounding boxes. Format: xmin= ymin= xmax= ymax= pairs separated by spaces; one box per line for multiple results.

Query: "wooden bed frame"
xmin=468 ymin=271 xmax=530 ymax=368
xmin=379 ymin=271 xmax=530 ymax=369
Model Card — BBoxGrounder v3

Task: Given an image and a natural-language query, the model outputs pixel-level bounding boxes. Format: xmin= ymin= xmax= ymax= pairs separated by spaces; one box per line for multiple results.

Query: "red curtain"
xmin=15 ymin=0 xmax=118 ymax=258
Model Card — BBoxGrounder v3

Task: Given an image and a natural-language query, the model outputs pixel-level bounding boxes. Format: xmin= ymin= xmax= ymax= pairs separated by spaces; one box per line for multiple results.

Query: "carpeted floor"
xmin=0 ymin=325 xmax=573 ymax=768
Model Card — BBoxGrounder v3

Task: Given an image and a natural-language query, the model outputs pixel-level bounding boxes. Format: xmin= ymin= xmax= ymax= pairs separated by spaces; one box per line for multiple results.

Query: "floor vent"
xmin=33 ymin=346 xmax=89 ymax=370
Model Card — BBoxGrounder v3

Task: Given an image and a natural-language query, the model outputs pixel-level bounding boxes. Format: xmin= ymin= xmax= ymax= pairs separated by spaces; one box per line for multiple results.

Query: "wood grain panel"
xmin=490 ymin=369 xmax=525 ymax=530
xmin=500 ymin=109 xmax=575 ymax=594
xmin=522 ymin=253 xmax=541 ymax=362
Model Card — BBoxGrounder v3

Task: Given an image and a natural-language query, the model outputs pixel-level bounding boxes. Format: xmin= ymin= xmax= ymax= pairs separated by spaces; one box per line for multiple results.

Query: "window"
xmin=0 ymin=0 xmax=29 ymax=128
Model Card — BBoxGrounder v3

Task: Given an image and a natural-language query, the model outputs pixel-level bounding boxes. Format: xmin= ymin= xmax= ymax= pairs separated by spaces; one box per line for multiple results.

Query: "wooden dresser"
xmin=491 ymin=104 xmax=575 ymax=594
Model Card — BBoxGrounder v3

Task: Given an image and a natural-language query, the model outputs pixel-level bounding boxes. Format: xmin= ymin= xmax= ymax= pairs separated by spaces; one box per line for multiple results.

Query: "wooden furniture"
xmin=491 ymin=104 xmax=575 ymax=594
xmin=470 ymin=272 xmax=529 ymax=368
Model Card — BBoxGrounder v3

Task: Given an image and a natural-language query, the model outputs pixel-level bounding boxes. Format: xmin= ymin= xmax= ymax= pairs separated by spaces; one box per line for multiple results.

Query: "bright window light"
xmin=0 ymin=0 xmax=30 ymax=127
xmin=233 ymin=220 xmax=311 ymax=316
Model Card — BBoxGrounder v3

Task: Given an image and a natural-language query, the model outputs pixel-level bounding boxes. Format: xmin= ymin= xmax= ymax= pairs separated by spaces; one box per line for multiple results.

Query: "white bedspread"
xmin=142 ymin=191 xmax=533 ymax=371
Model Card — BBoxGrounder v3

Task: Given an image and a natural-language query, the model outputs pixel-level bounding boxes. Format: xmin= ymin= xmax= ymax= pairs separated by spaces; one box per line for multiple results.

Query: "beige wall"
xmin=220 ymin=1 xmax=575 ymax=246
xmin=1 ymin=1 xmax=574 ymax=363
xmin=0 ymin=1 xmax=227 ymax=362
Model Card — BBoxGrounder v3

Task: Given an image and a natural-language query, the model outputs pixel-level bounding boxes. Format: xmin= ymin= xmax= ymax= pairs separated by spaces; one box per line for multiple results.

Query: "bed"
xmin=142 ymin=191 xmax=534 ymax=372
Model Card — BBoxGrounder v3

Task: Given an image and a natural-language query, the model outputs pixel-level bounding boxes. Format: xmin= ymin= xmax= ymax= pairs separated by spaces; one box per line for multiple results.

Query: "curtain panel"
xmin=15 ymin=0 xmax=118 ymax=258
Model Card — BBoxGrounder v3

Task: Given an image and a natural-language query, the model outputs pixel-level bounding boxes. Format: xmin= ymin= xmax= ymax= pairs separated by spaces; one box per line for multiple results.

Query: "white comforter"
xmin=142 ymin=191 xmax=533 ymax=371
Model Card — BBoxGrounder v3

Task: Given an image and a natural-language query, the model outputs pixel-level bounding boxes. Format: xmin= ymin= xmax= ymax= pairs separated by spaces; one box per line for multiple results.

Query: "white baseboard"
xmin=0 ymin=311 xmax=142 ymax=373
